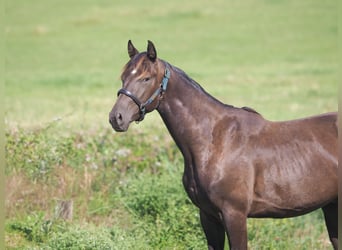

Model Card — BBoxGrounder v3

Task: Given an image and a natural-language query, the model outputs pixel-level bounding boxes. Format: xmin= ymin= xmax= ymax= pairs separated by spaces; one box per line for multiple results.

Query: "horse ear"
xmin=128 ymin=40 xmax=139 ymax=58
xmin=147 ymin=40 xmax=157 ymax=62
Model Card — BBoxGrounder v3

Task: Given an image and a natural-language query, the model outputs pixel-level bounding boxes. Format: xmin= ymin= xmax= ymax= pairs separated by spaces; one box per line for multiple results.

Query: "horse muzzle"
xmin=109 ymin=111 xmax=129 ymax=132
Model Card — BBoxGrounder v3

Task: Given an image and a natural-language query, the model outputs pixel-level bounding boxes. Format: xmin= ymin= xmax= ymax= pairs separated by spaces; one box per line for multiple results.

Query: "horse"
xmin=109 ymin=40 xmax=338 ymax=250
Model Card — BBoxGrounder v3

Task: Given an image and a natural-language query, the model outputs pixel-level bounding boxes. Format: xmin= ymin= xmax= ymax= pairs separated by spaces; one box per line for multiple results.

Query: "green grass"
xmin=5 ymin=0 xmax=337 ymax=249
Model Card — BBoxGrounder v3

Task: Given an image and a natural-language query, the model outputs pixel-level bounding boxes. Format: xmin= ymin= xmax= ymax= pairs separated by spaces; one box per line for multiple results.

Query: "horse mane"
xmin=166 ymin=62 xmax=205 ymax=92
xmin=241 ymin=106 xmax=260 ymax=115
xmin=166 ymin=61 xmax=261 ymax=116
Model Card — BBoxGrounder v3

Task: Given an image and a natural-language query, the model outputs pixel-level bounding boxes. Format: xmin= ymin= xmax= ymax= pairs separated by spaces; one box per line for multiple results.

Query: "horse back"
xmin=293 ymin=112 xmax=337 ymax=156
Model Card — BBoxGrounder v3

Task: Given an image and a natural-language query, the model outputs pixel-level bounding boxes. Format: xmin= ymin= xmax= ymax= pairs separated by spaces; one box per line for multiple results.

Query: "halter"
xmin=117 ymin=67 xmax=170 ymax=122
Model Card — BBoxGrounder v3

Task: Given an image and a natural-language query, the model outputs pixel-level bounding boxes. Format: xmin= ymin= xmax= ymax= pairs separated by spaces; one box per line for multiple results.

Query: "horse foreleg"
xmin=199 ymin=210 xmax=225 ymax=250
xmin=322 ymin=202 xmax=338 ymax=250
xmin=221 ymin=207 xmax=248 ymax=250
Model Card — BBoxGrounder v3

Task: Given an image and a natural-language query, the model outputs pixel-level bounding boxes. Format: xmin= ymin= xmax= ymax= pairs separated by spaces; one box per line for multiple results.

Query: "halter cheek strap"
xmin=117 ymin=67 xmax=170 ymax=122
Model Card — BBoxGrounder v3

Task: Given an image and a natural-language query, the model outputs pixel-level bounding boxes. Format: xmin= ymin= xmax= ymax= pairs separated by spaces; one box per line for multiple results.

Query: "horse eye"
xmin=142 ymin=77 xmax=151 ymax=82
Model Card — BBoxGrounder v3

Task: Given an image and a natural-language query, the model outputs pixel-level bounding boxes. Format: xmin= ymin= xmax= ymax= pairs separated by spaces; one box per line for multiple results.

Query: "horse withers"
xmin=109 ymin=40 xmax=338 ymax=250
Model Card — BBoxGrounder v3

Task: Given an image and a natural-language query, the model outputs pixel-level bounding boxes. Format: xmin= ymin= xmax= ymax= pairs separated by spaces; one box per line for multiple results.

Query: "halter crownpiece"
xmin=117 ymin=66 xmax=171 ymax=122
xmin=161 ymin=67 xmax=170 ymax=91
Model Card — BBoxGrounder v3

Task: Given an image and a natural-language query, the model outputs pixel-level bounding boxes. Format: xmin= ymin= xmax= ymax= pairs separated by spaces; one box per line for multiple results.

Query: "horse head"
xmin=109 ymin=40 xmax=170 ymax=132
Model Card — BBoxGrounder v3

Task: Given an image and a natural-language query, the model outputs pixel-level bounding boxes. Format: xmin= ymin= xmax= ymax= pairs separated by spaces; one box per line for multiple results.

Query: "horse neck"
xmin=157 ymin=64 xmax=228 ymax=155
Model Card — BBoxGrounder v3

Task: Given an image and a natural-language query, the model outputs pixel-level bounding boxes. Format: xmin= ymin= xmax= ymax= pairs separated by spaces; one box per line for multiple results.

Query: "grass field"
xmin=5 ymin=0 xmax=337 ymax=249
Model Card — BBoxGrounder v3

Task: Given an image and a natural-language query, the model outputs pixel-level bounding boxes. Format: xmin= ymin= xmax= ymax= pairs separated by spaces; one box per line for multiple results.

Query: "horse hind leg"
xmin=322 ymin=202 xmax=338 ymax=250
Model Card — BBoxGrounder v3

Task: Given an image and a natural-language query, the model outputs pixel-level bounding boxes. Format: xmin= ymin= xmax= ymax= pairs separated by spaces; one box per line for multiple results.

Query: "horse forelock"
xmin=121 ymin=53 xmax=158 ymax=81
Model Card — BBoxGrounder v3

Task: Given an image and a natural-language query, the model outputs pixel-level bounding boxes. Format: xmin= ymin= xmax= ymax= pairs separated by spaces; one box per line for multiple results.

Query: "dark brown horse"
xmin=109 ymin=40 xmax=338 ymax=250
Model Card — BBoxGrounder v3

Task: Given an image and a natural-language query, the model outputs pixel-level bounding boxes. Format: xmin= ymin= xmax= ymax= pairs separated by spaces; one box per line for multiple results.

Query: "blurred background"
xmin=5 ymin=0 xmax=337 ymax=249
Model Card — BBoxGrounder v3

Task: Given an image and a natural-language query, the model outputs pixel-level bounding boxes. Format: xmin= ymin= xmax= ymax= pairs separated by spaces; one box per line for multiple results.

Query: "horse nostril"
xmin=117 ymin=112 xmax=123 ymax=121
xmin=109 ymin=111 xmax=126 ymax=131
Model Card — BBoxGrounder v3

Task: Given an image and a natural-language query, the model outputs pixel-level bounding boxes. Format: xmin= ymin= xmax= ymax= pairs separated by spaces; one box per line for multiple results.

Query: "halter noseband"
xmin=117 ymin=67 xmax=170 ymax=122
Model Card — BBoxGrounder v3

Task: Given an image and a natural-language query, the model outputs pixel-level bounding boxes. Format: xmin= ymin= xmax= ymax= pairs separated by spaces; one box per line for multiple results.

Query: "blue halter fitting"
xmin=117 ymin=67 xmax=170 ymax=122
